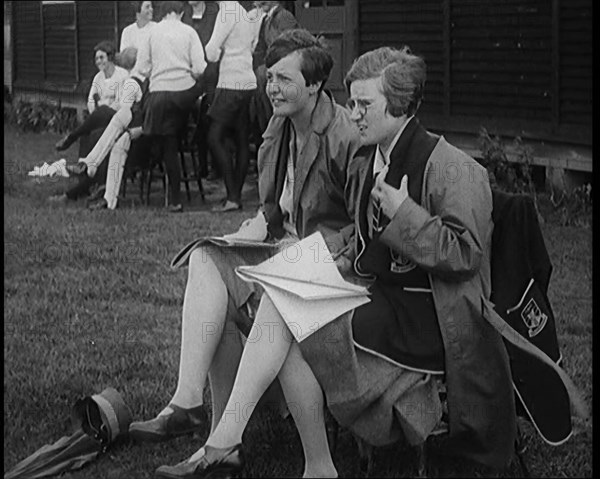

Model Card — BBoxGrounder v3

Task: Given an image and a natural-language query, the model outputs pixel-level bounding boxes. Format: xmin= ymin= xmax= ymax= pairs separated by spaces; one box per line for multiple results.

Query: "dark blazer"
xmin=490 ymin=190 xmax=572 ymax=445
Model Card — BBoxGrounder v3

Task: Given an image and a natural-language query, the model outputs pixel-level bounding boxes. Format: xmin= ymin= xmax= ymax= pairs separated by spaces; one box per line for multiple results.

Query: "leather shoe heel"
xmin=155 ymin=444 xmax=244 ymax=479
xmin=66 ymin=162 xmax=88 ymax=177
xmin=129 ymin=404 xmax=206 ymax=443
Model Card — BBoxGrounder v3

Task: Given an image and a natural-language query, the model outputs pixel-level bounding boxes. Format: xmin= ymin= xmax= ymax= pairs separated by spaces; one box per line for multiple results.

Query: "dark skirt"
xmin=143 ymin=84 xmax=202 ymax=136
xmin=298 ymin=311 xmax=444 ymax=446
xmin=208 ymin=88 xmax=255 ymax=127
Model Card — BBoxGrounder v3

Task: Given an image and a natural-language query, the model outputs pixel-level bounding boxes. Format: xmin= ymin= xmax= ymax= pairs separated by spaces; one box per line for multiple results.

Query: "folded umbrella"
xmin=4 ymin=430 xmax=100 ymax=479
xmin=4 ymin=388 xmax=131 ymax=479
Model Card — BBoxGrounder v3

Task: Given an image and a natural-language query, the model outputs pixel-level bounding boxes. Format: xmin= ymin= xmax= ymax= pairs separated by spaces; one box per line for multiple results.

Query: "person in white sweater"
xmin=205 ymin=1 xmax=261 ymax=212
xmin=55 ymin=40 xmax=129 ymax=152
xmin=134 ymin=0 xmax=207 ymax=212
xmin=119 ymin=1 xmax=156 ymax=52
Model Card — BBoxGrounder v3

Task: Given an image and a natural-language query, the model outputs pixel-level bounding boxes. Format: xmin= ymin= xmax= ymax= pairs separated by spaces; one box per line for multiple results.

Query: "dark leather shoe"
xmin=55 ymin=135 xmax=71 ymax=151
xmin=66 ymin=162 xmax=88 ymax=177
xmin=155 ymin=444 xmax=244 ymax=479
xmin=129 ymin=404 xmax=206 ymax=443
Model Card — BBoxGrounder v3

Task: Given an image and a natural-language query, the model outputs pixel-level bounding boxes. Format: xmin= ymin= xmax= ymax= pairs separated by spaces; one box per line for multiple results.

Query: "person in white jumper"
xmin=134 ymin=0 xmax=207 ymax=212
xmin=119 ymin=1 xmax=156 ymax=52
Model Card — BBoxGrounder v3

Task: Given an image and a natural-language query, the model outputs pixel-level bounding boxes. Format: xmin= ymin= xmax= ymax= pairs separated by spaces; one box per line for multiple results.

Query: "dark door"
xmin=294 ymin=1 xmax=357 ymax=104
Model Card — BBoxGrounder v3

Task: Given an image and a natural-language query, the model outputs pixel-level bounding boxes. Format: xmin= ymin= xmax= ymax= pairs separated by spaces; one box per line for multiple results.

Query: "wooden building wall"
xmin=358 ymin=0 xmax=592 ymax=148
xmin=12 ymin=1 xmax=137 ymax=100
xmin=9 ymin=0 xmax=592 ymax=158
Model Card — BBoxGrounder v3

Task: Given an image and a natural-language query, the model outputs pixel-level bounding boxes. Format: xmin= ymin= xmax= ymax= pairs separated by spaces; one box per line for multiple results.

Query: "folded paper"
xmin=236 ymin=232 xmax=370 ymax=342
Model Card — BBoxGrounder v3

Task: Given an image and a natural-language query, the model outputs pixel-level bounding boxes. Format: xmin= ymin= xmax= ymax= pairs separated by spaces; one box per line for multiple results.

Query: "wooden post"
xmin=442 ymin=0 xmax=451 ymax=119
xmin=551 ymin=0 xmax=560 ymax=128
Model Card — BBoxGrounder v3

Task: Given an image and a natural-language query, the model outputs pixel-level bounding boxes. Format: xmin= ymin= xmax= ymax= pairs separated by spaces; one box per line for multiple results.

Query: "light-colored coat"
xmin=258 ymin=91 xmax=363 ymax=253
xmin=349 ymin=136 xmax=517 ymax=468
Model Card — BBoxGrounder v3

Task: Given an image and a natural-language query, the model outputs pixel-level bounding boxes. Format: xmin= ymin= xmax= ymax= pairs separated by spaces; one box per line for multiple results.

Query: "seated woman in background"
xmin=48 ymin=47 xmax=150 ymax=205
xmin=134 ymin=0 xmax=207 ymax=212
xmin=55 ymin=40 xmax=129 ymax=152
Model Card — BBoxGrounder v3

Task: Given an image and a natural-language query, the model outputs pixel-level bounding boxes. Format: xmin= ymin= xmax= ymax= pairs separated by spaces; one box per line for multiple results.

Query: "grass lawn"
xmin=4 ymin=124 xmax=592 ymax=478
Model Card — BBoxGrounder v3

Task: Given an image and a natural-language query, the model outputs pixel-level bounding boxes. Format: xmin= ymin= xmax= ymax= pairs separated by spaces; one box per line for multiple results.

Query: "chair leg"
xmin=189 ymin=128 xmax=205 ymax=203
xmin=179 ymin=144 xmax=191 ymax=203
xmin=146 ymin=167 xmax=153 ymax=206
xmin=139 ymin=170 xmax=146 ymax=205
xmin=163 ymin=165 xmax=169 ymax=208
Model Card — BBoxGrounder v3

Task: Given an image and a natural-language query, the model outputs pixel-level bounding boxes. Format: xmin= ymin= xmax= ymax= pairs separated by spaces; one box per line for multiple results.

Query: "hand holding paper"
xmin=221 ymin=211 xmax=268 ymax=242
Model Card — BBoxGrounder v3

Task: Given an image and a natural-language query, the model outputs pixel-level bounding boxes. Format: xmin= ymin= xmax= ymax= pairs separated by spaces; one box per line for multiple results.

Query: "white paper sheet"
xmin=235 ymin=232 xmax=370 ymax=342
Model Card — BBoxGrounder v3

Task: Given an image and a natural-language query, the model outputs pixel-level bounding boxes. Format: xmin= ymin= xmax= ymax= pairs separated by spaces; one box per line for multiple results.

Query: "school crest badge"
xmin=521 ymin=298 xmax=548 ymax=338
xmin=389 ymin=249 xmax=416 ymax=274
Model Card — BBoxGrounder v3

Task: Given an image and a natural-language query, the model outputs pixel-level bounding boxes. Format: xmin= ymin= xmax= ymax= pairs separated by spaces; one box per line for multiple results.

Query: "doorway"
xmin=294 ymin=1 xmax=358 ymax=104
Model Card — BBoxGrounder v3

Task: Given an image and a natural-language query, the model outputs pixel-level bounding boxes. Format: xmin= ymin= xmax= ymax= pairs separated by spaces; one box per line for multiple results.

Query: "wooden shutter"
xmin=358 ymin=0 xmax=444 ymax=116
xmin=558 ymin=0 xmax=591 ymax=125
xmin=76 ymin=2 xmax=116 ymax=91
xmin=42 ymin=2 xmax=77 ymax=83
xmin=449 ymin=0 xmax=553 ymax=121
xmin=13 ymin=2 xmax=43 ymax=83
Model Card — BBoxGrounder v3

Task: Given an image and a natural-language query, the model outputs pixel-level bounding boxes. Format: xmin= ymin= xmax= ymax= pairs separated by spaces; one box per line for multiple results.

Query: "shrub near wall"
xmin=4 ymin=99 xmax=78 ymax=134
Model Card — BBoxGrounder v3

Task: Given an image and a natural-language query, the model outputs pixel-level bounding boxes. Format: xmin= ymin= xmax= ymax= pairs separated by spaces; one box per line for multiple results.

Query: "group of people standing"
xmin=53 ymin=1 xmax=298 ymax=212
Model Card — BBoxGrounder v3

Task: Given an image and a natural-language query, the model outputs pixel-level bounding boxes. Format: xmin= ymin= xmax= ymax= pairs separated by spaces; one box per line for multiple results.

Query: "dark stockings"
xmin=207 ymin=115 xmax=250 ymax=205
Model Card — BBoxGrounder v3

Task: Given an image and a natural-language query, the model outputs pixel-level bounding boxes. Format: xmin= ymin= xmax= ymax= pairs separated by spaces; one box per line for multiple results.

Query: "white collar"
xmin=192 ymin=3 xmax=206 ymax=19
xmin=373 ymin=116 xmax=414 ymax=175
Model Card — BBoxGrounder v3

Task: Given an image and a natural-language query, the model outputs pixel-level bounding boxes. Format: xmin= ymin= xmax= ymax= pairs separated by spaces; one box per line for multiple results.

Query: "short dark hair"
xmin=159 ymin=1 xmax=185 ymax=17
xmin=344 ymin=46 xmax=426 ymax=117
xmin=265 ymin=29 xmax=333 ymax=92
xmin=93 ymin=40 xmax=117 ymax=62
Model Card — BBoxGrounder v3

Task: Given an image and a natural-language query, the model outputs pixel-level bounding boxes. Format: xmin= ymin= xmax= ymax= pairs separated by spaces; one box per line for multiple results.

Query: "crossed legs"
xmin=187 ymin=293 xmax=337 ymax=478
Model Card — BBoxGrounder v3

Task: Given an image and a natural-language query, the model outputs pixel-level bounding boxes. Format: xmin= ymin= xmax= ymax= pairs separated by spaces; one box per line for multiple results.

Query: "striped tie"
xmin=369 ymin=171 xmax=384 ymax=237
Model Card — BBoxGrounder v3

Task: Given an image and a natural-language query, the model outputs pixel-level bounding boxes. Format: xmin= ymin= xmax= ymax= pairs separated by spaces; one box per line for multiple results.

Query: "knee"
xmin=114 ymin=108 xmax=132 ymax=128
xmin=188 ymin=248 xmax=216 ymax=281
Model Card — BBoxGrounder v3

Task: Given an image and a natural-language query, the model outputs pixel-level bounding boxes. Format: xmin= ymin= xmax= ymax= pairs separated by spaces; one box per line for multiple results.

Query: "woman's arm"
xmin=87 ymin=72 xmax=101 ymax=113
xmin=204 ymin=3 xmax=236 ymax=62
xmin=379 ymin=156 xmax=492 ymax=282
xmin=189 ymin=30 xmax=208 ymax=80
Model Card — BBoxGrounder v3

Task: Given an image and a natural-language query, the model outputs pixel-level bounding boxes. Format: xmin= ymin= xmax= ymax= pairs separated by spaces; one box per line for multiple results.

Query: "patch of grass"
xmin=4 ymin=125 xmax=592 ymax=478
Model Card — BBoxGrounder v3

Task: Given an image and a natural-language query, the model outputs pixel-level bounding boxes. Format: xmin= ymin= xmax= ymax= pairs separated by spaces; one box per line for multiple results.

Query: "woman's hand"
xmin=222 ymin=211 xmax=268 ymax=241
xmin=371 ymin=166 xmax=409 ymax=220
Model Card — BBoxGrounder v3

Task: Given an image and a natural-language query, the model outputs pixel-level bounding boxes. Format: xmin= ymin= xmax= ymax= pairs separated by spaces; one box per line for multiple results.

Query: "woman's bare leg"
xmin=279 ymin=342 xmax=338 ymax=478
xmin=188 ymin=293 xmax=337 ymax=477
xmin=207 ymin=314 xmax=244 ymax=430
xmin=169 ymin=247 xmax=229 ymax=409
